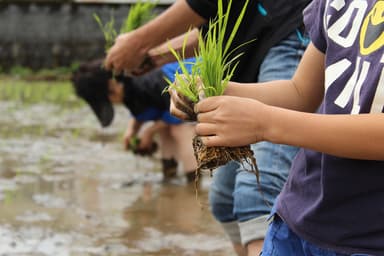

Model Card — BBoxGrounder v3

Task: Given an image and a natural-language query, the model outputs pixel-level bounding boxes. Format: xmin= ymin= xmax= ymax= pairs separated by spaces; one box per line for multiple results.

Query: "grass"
xmin=0 ymin=77 xmax=82 ymax=106
xmin=167 ymin=0 xmax=251 ymax=101
xmin=2 ymin=63 xmax=79 ymax=81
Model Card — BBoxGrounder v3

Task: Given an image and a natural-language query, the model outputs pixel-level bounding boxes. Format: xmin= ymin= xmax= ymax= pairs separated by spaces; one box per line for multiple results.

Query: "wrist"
xmin=223 ymin=82 xmax=238 ymax=96
xmin=148 ymin=47 xmax=174 ymax=67
xmin=258 ymin=104 xmax=276 ymax=143
xmin=133 ymin=29 xmax=153 ymax=57
xmin=262 ymin=105 xmax=295 ymax=145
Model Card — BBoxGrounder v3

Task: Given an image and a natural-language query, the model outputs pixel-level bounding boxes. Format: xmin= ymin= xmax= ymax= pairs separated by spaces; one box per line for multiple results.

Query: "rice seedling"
xmin=120 ymin=1 xmax=157 ymax=34
xmin=167 ymin=0 xmax=258 ymax=178
xmin=165 ymin=31 xmax=200 ymax=103
xmin=93 ymin=12 xmax=118 ymax=53
xmin=168 ymin=0 xmax=251 ymax=100
xmin=94 ymin=1 xmax=157 ymax=53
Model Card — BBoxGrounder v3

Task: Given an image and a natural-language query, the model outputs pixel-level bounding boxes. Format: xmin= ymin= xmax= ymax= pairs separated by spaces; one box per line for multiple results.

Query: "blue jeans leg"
xmin=209 ymin=161 xmax=239 ymax=222
xmin=262 ymin=215 xmax=373 ymax=256
xmin=209 ymin=31 xmax=308 ymax=245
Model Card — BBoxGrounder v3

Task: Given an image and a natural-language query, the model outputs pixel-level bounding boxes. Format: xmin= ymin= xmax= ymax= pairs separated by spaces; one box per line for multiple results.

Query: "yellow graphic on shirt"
xmin=359 ymin=0 xmax=384 ymax=55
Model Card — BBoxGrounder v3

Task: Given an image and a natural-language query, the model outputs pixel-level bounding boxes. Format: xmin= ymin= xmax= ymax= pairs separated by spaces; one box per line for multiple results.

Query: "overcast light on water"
xmin=0 ymin=100 xmax=234 ymax=256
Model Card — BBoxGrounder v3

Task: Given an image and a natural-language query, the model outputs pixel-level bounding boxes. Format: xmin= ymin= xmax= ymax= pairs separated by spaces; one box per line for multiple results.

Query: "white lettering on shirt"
xmin=328 ymin=0 xmax=367 ymax=47
xmin=325 ymin=0 xmax=384 ymax=114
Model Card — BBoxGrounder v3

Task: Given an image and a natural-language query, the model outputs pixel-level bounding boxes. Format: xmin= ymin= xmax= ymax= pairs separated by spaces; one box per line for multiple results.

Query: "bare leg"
xmin=169 ymin=123 xmax=197 ymax=182
xmin=246 ymin=239 xmax=263 ymax=256
xmin=233 ymin=242 xmax=247 ymax=256
xmin=157 ymin=125 xmax=178 ymax=180
xmin=157 ymin=125 xmax=175 ymax=159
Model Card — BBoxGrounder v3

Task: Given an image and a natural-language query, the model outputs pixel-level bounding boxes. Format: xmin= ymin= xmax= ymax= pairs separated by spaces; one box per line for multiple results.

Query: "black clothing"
xmin=187 ymin=0 xmax=311 ymax=82
xmin=120 ymin=68 xmax=170 ymax=117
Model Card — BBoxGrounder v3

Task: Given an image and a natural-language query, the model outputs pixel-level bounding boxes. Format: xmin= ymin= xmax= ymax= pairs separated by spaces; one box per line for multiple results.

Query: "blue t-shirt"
xmin=277 ymin=0 xmax=384 ymax=255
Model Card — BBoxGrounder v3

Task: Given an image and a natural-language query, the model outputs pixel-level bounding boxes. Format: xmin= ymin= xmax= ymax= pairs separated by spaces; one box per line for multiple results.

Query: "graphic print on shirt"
xmin=324 ymin=0 xmax=384 ymax=114
xmin=360 ymin=0 xmax=384 ymax=55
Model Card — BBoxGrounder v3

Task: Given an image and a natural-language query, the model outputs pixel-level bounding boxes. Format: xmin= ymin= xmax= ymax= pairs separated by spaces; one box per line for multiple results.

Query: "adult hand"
xmin=194 ymin=96 xmax=268 ymax=147
xmin=104 ymin=31 xmax=148 ymax=74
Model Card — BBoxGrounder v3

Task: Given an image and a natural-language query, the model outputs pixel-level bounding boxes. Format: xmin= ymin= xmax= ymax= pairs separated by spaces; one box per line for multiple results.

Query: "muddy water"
xmin=0 ymin=100 xmax=234 ymax=256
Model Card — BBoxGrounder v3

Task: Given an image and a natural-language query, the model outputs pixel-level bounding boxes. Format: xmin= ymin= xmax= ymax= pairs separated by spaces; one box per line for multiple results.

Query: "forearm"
xmin=143 ymin=120 xmax=168 ymax=135
xmin=129 ymin=118 xmax=143 ymax=134
xmin=225 ymin=43 xmax=325 ymax=113
xmin=224 ymin=80 xmax=321 ymax=113
xmin=148 ymin=28 xmax=200 ymax=67
xmin=135 ymin=0 xmax=205 ymax=54
xmin=264 ymin=107 xmax=384 ymax=160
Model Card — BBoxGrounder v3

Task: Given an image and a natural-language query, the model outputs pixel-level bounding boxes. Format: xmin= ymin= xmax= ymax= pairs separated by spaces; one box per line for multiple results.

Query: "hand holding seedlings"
xmin=99 ymin=1 xmax=157 ymax=74
xmin=169 ymin=87 xmax=197 ymax=121
xmin=104 ymin=32 xmax=149 ymax=74
xmin=194 ymin=95 xmax=266 ymax=148
xmin=166 ymin=0 xmax=258 ymax=174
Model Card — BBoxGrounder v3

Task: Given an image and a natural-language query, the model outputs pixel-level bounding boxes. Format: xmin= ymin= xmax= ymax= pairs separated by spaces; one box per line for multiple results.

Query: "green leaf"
xmin=167 ymin=0 xmax=253 ymax=101
xmin=120 ymin=1 xmax=157 ymax=34
xmin=93 ymin=13 xmax=118 ymax=53
xmin=94 ymin=1 xmax=157 ymax=53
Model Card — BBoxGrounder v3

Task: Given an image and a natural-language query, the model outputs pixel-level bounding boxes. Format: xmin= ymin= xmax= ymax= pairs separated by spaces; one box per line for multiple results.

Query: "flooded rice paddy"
xmin=0 ymin=93 xmax=234 ymax=255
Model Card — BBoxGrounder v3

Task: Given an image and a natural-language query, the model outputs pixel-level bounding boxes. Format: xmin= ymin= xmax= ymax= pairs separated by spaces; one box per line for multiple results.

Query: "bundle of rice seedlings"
xmin=120 ymin=1 xmax=157 ymax=34
xmin=94 ymin=1 xmax=157 ymax=52
xmin=168 ymin=0 xmax=258 ymax=179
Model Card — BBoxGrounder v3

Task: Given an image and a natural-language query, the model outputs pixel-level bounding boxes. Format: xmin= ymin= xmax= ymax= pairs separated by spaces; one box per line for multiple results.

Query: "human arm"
xmin=131 ymin=29 xmax=200 ymax=76
xmin=137 ymin=120 xmax=168 ymax=150
xmin=147 ymin=28 xmax=200 ymax=68
xmin=183 ymin=43 xmax=384 ymax=160
xmin=104 ymin=0 xmax=206 ymax=74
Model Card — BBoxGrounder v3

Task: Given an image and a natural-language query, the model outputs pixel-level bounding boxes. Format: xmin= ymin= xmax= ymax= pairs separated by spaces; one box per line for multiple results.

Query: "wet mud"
xmin=0 ymin=100 xmax=234 ymax=256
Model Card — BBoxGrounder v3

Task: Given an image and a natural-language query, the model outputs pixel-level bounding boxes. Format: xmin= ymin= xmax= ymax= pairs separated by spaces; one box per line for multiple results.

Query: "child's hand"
xmin=194 ymin=96 xmax=267 ymax=147
xmin=169 ymin=88 xmax=197 ymax=121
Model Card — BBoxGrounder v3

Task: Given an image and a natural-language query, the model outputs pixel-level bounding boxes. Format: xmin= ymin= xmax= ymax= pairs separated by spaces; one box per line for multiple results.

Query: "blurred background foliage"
xmin=0 ymin=0 xmax=167 ymax=71
xmin=0 ymin=0 xmax=168 ymax=103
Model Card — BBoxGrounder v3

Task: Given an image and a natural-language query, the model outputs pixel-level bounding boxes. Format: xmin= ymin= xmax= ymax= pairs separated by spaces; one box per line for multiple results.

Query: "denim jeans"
xmin=262 ymin=214 xmax=373 ymax=256
xmin=208 ymin=31 xmax=308 ymax=245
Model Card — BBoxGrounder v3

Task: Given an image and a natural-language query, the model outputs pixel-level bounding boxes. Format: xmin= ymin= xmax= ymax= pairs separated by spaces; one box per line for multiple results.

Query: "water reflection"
xmin=0 ymin=101 xmax=234 ymax=255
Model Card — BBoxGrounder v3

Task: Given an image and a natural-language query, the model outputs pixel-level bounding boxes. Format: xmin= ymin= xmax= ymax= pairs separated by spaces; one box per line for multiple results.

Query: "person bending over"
xmin=71 ymin=59 xmax=197 ymax=183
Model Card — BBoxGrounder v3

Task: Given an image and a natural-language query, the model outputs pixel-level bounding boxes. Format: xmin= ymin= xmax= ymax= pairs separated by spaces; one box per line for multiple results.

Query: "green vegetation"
xmin=93 ymin=13 xmax=118 ymax=53
xmin=0 ymin=78 xmax=82 ymax=106
xmin=167 ymin=0 xmax=251 ymax=101
xmin=2 ymin=63 xmax=79 ymax=81
xmin=166 ymin=31 xmax=200 ymax=102
xmin=94 ymin=1 xmax=157 ymax=52
xmin=120 ymin=1 xmax=157 ymax=34
xmin=129 ymin=136 xmax=141 ymax=149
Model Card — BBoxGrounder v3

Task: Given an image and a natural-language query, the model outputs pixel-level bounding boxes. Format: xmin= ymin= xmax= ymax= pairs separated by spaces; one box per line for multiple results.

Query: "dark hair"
xmin=71 ymin=59 xmax=115 ymax=127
